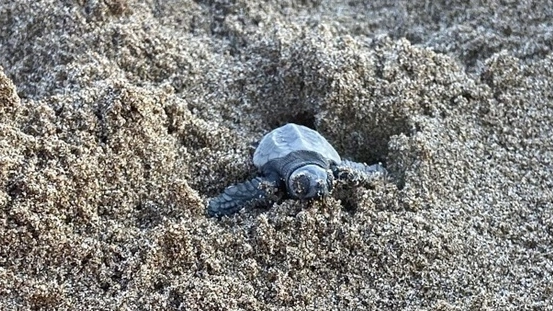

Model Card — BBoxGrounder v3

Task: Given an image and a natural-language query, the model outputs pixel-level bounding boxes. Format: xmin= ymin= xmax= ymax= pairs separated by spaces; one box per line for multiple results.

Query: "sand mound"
xmin=1 ymin=0 xmax=552 ymax=309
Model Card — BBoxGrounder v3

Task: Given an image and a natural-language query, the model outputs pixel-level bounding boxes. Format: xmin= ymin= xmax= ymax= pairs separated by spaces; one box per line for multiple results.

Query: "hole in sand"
xmin=316 ymin=113 xmax=411 ymax=176
xmin=278 ymin=110 xmax=316 ymax=130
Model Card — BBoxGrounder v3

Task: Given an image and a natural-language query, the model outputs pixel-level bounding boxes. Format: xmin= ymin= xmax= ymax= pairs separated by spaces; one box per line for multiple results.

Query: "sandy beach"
xmin=1 ymin=0 xmax=552 ymax=309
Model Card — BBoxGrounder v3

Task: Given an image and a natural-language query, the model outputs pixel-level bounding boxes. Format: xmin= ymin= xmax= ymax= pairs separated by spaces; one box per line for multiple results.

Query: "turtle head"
xmin=287 ymin=165 xmax=334 ymax=200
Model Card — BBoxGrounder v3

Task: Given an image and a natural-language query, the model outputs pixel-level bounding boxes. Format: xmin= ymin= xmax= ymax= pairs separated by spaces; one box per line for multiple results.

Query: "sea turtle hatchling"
xmin=207 ymin=123 xmax=387 ymax=217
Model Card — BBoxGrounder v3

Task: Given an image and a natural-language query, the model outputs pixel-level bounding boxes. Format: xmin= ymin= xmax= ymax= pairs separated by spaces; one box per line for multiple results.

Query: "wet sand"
xmin=1 ymin=0 xmax=552 ymax=309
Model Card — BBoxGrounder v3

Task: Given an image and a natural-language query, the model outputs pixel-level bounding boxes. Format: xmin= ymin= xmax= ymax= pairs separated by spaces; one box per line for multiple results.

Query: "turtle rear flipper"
xmin=207 ymin=177 xmax=280 ymax=217
xmin=332 ymin=160 xmax=388 ymax=185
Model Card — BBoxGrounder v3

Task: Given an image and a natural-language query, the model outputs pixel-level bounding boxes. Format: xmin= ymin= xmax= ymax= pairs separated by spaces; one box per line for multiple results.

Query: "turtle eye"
xmin=314 ymin=179 xmax=328 ymax=197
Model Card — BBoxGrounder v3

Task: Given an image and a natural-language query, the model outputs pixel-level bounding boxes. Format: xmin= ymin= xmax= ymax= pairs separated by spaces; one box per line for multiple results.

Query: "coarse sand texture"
xmin=1 ymin=0 xmax=552 ymax=309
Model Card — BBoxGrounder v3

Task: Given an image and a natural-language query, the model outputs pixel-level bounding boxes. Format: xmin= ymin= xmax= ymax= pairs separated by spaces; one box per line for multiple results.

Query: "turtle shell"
xmin=252 ymin=123 xmax=341 ymax=168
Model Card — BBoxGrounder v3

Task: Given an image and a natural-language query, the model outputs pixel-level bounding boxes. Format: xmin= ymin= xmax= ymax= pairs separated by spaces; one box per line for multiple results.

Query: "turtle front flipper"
xmin=332 ymin=160 xmax=388 ymax=185
xmin=207 ymin=177 xmax=281 ymax=217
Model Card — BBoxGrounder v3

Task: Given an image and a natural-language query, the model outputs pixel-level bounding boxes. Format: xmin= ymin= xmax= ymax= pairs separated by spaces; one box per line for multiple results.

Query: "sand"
xmin=1 ymin=0 xmax=553 ymax=309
